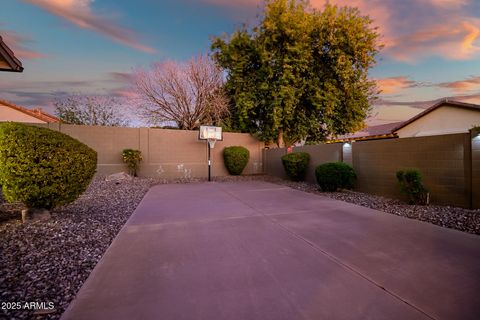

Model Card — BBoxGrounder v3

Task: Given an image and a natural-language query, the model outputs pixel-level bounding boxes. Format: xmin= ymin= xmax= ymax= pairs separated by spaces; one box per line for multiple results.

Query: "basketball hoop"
xmin=208 ymin=138 xmax=216 ymax=149
xmin=198 ymin=125 xmax=223 ymax=181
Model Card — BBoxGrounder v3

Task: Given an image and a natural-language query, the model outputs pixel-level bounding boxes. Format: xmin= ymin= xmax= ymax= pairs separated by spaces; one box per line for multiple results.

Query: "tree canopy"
xmin=54 ymin=95 xmax=130 ymax=127
xmin=211 ymin=0 xmax=381 ymax=146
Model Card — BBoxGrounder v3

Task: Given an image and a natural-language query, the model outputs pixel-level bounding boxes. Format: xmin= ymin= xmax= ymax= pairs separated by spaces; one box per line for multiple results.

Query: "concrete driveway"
xmin=62 ymin=181 xmax=480 ymax=320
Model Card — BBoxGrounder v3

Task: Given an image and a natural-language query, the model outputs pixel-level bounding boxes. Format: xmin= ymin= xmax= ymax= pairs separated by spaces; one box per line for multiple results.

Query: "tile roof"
xmin=331 ymin=121 xmax=402 ymax=142
xmin=0 ymin=99 xmax=60 ymax=123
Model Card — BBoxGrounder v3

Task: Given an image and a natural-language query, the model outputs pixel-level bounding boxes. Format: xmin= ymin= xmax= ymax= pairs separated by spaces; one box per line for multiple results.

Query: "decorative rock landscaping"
xmin=0 ymin=177 xmax=153 ymax=319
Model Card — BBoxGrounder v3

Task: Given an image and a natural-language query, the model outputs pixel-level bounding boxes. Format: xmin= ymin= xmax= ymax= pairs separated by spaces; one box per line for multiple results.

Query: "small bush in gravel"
xmin=0 ymin=122 xmax=97 ymax=210
xmin=223 ymin=146 xmax=249 ymax=175
xmin=396 ymin=169 xmax=428 ymax=205
xmin=122 ymin=149 xmax=142 ymax=177
xmin=281 ymin=152 xmax=310 ymax=181
xmin=315 ymin=162 xmax=356 ymax=192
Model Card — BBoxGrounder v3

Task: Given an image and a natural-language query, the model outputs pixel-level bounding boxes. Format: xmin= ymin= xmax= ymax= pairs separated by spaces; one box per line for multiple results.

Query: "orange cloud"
xmin=437 ymin=76 xmax=480 ymax=92
xmin=1 ymin=30 xmax=47 ymax=59
xmin=376 ymin=76 xmax=417 ymax=94
xmin=201 ymin=0 xmax=480 ymax=62
xmin=22 ymin=0 xmax=156 ymax=53
xmin=386 ymin=20 xmax=480 ymax=61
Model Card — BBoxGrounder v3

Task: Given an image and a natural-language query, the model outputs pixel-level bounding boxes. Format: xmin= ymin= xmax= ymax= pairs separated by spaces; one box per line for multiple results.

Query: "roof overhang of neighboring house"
xmin=392 ymin=98 xmax=480 ymax=133
xmin=328 ymin=121 xmax=403 ymax=143
xmin=0 ymin=36 xmax=24 ymax=72
xmin=328 ymin=133 xmax=398 ymax=143
xmin=0 ymin=99 xmax=60 ymax=123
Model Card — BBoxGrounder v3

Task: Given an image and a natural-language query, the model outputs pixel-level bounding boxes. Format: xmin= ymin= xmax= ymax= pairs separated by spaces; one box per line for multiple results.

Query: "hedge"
xmin=0 ymin=123 xmax=97 ymax=209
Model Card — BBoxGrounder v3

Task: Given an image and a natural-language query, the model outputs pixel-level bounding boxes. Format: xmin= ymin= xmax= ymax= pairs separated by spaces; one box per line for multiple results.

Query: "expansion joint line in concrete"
xmin=220 ymin=187 xmax=437 ymax=320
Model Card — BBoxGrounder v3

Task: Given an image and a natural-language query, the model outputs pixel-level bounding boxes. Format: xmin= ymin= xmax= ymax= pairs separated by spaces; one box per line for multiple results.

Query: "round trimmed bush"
xmin=223 ymin=146 xmax=249 ymax=175
xmin=281 ymin=152 xmax=310 ymax=181
xmin=315 ymin=162 xmax=356 ymax=192
xmin=0 ymin=123 xmax=97 ymax=209
xmin=122 ymin=148 xmax=142 ymax=177
xmin=396 ymin=169 xmax=428 ymax=205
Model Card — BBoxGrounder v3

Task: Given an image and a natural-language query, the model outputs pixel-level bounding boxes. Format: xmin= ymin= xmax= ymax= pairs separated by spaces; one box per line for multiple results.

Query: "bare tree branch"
xmin=54 ymin=95 xmax=130 ymax=127
xmin=134 ymin=55 xmax=229 ymax=130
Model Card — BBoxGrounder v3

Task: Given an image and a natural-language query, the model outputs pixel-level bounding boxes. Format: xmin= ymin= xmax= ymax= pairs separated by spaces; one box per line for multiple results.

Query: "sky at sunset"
xmin=1 ymin=0 xmax=480 ymax=126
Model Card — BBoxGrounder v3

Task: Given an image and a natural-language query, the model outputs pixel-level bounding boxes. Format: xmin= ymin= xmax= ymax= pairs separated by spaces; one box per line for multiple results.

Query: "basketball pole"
xmin=207 ymin=141 xmax=211 ymax=182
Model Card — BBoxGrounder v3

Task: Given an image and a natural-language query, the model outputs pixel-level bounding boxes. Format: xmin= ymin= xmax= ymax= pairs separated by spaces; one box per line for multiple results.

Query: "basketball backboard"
xmin=199 ymin=125 xmax=223 ymax=141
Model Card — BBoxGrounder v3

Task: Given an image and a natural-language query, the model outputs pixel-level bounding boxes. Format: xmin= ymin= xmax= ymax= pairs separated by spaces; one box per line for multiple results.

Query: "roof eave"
xmin=0 ymin=37 xmax=24 ymax=73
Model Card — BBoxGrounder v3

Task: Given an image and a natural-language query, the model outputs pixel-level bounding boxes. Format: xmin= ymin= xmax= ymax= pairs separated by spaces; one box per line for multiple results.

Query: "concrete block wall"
xmin=352 ymin=134 xmax=471 ymax=208
xmin=472 ymin=128 xmax=480 ymax=209
xmin=265 ymin=133 xmax=478 ymax=208
xmin=35 ymin=123 xmax=265 ymax=179
xmin=265 ymin=144 xmax=343 ymax=184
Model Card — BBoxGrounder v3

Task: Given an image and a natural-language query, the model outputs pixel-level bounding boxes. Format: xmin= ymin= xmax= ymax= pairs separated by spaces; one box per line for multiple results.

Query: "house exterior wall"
xmin=396 ymin=105 xmax=480 ymax=138
xmin=0 ymin=104 xmax=47 ymax=123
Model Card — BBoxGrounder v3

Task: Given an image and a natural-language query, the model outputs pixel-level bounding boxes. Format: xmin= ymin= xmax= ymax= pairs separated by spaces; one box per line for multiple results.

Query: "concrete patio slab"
xmin=62 ymin=181 xmax=480 ymax=320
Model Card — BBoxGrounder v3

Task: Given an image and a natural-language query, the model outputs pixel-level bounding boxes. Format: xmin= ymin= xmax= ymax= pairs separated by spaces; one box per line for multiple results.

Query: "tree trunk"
xmin=277 ymin=129 xmax=285 ymax=148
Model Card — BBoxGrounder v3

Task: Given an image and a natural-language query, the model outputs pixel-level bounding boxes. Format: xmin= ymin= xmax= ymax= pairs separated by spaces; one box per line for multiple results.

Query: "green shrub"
xmin=0 ymin=123 xmax=97 ymax=210
xmin=396 ymin=169 xmax=428 ymax=205
xmin=223 ymin=146 xmax=249 ymax=175
xmin=315 ymin=162 xmax=356 ymax=192
xmin=122 ymin=149 xmax=142 ymax=177
xmin=281 ymin=152 xmax=310 ymax=181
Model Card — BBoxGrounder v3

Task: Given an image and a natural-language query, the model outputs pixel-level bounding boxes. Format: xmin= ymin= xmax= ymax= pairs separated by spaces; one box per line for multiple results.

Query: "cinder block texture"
xmin=352 ymin=134 xmax=471 ymax=207
xmin=265 ymin=144 xmax=343 ymax=184
xmin=265 ymin=133 xmax=477 ymax=208
xmin=471 ymin=128 xmax=480 ymax=209
xmin=32 ymin=123 xmax=265 ymax=179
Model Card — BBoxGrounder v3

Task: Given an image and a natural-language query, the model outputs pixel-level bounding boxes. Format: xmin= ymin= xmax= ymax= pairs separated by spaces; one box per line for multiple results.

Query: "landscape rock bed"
xmin=0 ymin=177 xmax=154 ymax=319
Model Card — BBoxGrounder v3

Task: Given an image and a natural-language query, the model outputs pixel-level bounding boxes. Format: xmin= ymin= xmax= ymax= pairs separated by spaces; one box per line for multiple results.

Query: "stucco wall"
xmin=396 ymin=105 xmax=480 ymax=138
xmin=0 ymin=104 xmax=46 ymax=123
xmin=35 ymin=123 xmax=265 ymax=179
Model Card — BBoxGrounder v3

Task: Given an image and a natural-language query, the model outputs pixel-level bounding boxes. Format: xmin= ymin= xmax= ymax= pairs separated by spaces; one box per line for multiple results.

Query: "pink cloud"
xmin=437 ymin=76 xmax=480 ymax=92
xmin=427 ymin=0 xmax=470 ymax=8
xmin=1 ymin=29 xmax=47 ymax=59
xmin=376 ymin=76 xmax=417 ymax=94
xmin=201 ymin=0 xmax=480 ymax=62
xmin=386 ymin=19 xmax=480 ymax=61
xmin=22 ymin=0 xmax=156 ymax=53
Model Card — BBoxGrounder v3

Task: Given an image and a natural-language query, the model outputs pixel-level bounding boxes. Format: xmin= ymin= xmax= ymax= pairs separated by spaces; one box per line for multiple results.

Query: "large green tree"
xmin=211 ymin=0 xmax=381 ymax=146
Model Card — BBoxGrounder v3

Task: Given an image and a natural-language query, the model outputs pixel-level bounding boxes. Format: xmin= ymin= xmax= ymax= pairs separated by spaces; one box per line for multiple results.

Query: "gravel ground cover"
xmin=0 ymin=177 xmax=154 ymax=320
xmin=1 ymin=174 xmax=478 ymax=319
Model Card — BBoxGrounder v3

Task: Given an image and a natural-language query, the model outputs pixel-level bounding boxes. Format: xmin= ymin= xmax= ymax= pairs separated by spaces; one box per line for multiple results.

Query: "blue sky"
xmin=1 ymin=0 xmax=479 ymax=125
